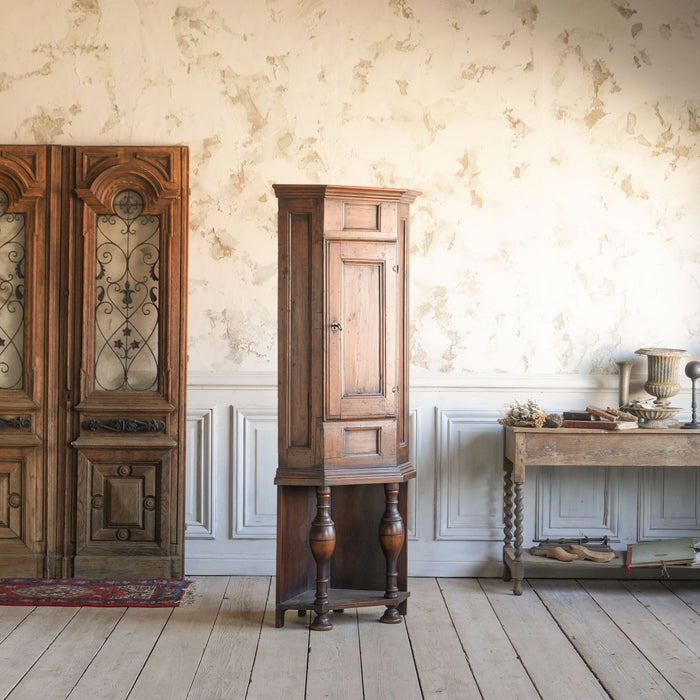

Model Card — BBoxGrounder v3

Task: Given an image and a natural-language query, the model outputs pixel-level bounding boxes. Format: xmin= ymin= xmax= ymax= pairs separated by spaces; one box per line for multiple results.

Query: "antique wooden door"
xmin=0 ymin=146 xmax=61 ymax=577
xmin=0 ymin=145 xmax=188 ymax=579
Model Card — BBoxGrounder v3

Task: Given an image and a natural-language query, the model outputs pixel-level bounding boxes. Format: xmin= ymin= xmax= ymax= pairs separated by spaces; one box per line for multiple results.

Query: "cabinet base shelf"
xmin=276 ymin=588 xmax=409 ymax=627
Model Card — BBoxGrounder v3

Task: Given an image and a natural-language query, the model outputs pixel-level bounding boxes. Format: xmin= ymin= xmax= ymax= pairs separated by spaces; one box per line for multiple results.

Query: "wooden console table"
xmin=503 ymin=426 xmax=700 ymax=595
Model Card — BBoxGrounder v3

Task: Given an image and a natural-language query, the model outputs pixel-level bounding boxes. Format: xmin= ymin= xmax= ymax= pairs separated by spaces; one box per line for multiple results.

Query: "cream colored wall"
xmin=2 ymin=0 xmax=698 ymax=376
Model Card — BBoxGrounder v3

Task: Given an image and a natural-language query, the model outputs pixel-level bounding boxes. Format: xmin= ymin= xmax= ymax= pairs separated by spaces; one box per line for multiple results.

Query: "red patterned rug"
xmin=0 ymin=578 xmax=192 ymax=607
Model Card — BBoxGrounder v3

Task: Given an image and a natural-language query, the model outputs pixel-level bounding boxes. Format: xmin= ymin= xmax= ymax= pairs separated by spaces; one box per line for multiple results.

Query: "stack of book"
xmin=562 ymin=405 xmax=639 ymax=430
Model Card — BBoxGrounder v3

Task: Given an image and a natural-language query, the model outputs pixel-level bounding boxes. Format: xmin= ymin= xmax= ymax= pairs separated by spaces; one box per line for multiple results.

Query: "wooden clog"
xmin=568 ymin=544 xmax=615 ymax=562
xmin=545 ymin=546 xmax=580 ymax=561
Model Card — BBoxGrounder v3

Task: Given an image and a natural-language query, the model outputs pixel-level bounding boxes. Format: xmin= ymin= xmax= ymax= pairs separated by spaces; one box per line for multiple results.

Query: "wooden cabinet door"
xmin=325 ymin=239 xmax=398 ymax=420
xmin=65 ymin=147 xmax=188 ymax=579
xmin=0 ymin=146 xmax=61 ymax=576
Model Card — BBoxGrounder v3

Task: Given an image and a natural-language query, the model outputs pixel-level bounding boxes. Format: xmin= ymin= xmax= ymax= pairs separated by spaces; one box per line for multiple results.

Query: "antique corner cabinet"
xmin=274 ymin=184 xmax=420 ymax=630
xmin=0 ymin=145 xmax=188 ymax=580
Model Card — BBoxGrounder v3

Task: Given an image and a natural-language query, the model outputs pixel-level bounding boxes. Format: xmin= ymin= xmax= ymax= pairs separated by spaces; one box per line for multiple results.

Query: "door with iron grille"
xmin=0 ymin=145 xmax=188 ymax=579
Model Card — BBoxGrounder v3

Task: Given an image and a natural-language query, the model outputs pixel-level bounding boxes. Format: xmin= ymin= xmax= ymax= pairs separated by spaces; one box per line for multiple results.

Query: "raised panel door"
xmin=325 ymin=240 xmax=398 ymax=420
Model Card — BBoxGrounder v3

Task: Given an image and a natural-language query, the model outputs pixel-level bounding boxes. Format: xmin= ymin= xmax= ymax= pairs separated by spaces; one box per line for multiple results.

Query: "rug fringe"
xmin=179 ymin=578 xmax=199 ymax=606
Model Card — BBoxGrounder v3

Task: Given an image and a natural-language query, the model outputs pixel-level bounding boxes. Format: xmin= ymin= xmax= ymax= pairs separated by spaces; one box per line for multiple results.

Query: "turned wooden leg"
xmin=513 ymin=481 xmax=524 ymax=596
xmin=379 ymin=482 xmax=404 ymax=624
xmin=309 ymin=486 xmax=335 ymax=631
xmin=503 ymin=461 xmax=514 ymax=582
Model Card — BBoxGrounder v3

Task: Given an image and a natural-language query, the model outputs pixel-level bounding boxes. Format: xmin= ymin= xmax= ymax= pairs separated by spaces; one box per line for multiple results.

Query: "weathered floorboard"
xmin=188 ymin=576 xmax=270 ymax=700
xmin=128 ymin=576 xmax=229 ymax=700
xmin=0 ymin=607 xmax=78 ymax=698
xmin=357 ymin=606 xmax=423 ymax=700
xmin=67 ymin=607 xmax=172 ymax=700
xmin=439 ymin=577 xmax=538 ymax=699
xmin=8 ymin=606 xmax=124 ymax=700
xmin=533 ymin=579 xmax=681 ymax=699
xmin=246 ymin=578 xmax=309 ymax=700
xmin=623 ymin=580 xmax=700 ymax=657
xmin=582 ymin=579 xmax=700 ymax=698
xmin=404 ymin=577 xmax=481 ymax=699
xmin=481 ymin=577 xmax=608 ymax=699
xmin=306 ymin=610 xmax=363 ymax=700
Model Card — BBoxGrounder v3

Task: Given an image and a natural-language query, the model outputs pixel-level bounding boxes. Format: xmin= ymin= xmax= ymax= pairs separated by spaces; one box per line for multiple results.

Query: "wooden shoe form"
xmin=568 ymin=544 xmax=615 ymax=562
xmin=545 ymin=546 xmax=580 ymax=562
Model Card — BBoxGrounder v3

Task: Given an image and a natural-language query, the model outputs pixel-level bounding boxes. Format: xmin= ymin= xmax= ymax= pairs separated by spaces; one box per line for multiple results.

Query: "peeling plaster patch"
xmin=220 ymin=70 xmax=269 ymax=134
xmin=659 ymin=24 xmax=672 ymax=39
xmin=503 ymin=108 xmax=533 ymax=139
xmin=634 ymin=49 xmax=651 ymax=68
xmin=396 ymin=79 xmax=408 ymax=95
xmin=16 ymin=106 xmax=77 ymax=142
xmin=585 ymin=106 xmax=607 ymax=129
xmin=172 ymin=2 xmax=233 ymax=66
xmin=689 ymin=108 xmax=699 ymax=133
xmin=461 ymin=63 xmax=496 ymax=82
xmin=514 ymin=0 xmax=539 ymax=30
xmin=277 ymin=132 xmax=294 ymax=152
xmin=266 ymin=53 xmax=289 ymax=79
xmin=422 ymin=111 xmax=445 ymax=140
xmin=470 ymin=190 xmax=483 ymax=208
xmin=208 ymin=229 xmax=236 ymax=259
xmin=0 ymin=62 xmax=52 ymax=93
xmin=620 ymin=174 xmax=634 ymax=197
xmin=206 ymin=308 xmax=272 ymax=363
xmin=352 ymin=59 xmax=373 ymax=93
xmin=500 ymin=30 xmax=516 ymax=50
xmin=611 ymin=2 xmax=637 ymax=20
xmin=389 ymin=0 xmax=414 ymax=20
xmin=626 ymin=112 xmax=636 ymax=134
xmin=166 ymin=113 xmax=183 ymax=128
xmin=631 ymin=23 xmax=643 ymax=38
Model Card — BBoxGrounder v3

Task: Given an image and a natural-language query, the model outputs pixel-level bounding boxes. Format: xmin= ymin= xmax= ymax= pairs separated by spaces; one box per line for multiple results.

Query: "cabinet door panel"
xmin=326 ymin=240 xmax=398 ymax=419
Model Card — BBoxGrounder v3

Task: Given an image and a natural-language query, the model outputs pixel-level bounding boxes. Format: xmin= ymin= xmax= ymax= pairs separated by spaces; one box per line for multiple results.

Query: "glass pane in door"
xmin=94 ymin=189 xmax=160 ymax=391
xmin=0 ymin=189 xmax=24 ymax=390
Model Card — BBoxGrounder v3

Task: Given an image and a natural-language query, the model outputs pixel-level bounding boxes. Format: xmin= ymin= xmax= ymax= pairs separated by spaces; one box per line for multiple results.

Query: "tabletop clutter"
xmin=499 ymin=348 xmax=700 ymax=569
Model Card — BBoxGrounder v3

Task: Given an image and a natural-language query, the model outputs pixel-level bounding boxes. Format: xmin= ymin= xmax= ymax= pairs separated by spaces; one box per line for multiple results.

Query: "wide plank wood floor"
xmin=1 ymin=576 xmax=699 ymax=699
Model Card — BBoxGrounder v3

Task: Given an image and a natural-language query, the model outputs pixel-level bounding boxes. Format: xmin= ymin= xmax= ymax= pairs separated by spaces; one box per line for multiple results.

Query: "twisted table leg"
xmin=513 ymin=481 xmax=524 ymax=595
xmin=503 ymin=464 xmax=514 ymax=582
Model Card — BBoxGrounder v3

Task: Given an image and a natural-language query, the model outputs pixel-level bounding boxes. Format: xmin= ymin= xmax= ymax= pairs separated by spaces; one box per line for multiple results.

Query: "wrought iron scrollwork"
xmin=81 ymin=418 xmax=166 ymax=433
xmin=0 ymin=416 xmax=30 ymax=429
xmin=0 ymin=188 xmax=25 ymax=390
xmin=94 ymin=189 xmax=160 ymax=392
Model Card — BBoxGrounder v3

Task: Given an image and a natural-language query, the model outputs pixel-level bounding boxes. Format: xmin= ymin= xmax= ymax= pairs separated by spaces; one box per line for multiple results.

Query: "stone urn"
xmin=635 ymin=347 xmax=690 ymax=406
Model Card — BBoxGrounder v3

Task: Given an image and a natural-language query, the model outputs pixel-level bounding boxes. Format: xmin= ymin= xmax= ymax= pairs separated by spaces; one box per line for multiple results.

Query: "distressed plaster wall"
xmin=2 ymin=0 xmax=698 ymax=377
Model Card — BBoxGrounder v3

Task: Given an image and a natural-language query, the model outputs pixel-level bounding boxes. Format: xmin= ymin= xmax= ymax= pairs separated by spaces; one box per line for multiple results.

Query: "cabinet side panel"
xmin=288 ymin=213 xmax=312 ymax=448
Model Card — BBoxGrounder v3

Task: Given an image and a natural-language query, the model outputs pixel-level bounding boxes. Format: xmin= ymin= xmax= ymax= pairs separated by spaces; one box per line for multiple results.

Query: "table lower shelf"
xmin=504 ymin=547 xmax=700 ymax=581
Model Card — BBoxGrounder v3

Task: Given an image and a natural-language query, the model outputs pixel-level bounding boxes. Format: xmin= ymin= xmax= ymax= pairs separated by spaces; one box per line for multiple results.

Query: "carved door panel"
xmin=65 ymin=147 xmax=188 ymax=579
xmin=0 ymin=147 xmax=60 ymax=576
xmin=326 ymin=239 xmax=398 ymax=420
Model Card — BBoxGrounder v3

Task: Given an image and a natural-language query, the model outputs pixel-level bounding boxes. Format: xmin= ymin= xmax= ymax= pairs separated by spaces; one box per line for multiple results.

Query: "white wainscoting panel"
xmin=436 ymin=410 xmax=504 ymax=541
xmin=185 ymin=407 xmax=214 ymax=539
xmin=233 ymin=407 xmax=278 ymax=538
xmin=640 ymin=466 xmax=700 ymax=540
xmin=536 ymin=466 xmax=620 ymax=541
